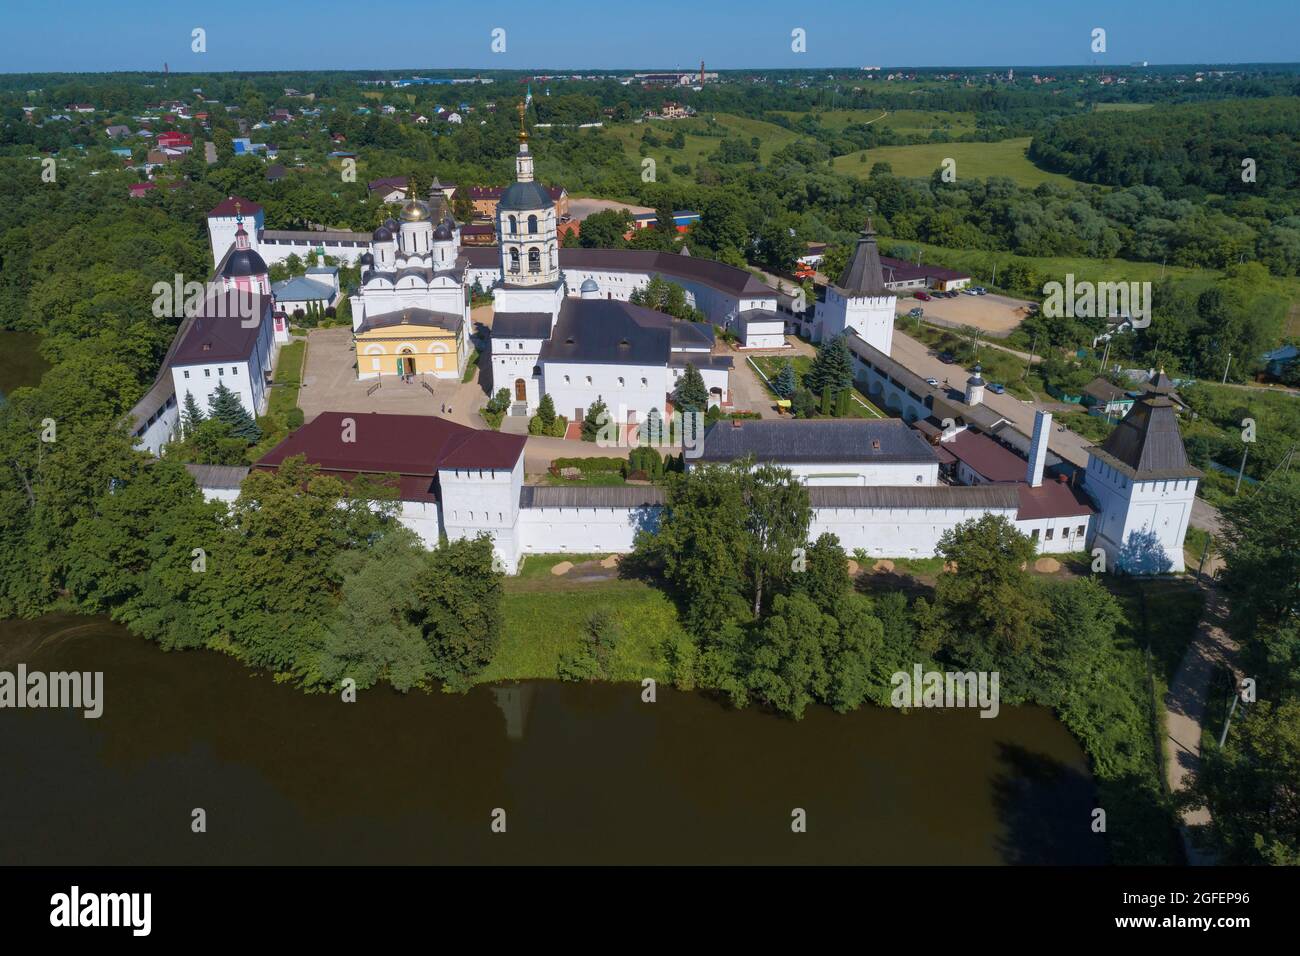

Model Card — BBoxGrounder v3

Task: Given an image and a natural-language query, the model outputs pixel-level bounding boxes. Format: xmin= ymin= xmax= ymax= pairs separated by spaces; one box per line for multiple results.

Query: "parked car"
xmin=972 ymin=286 xmax=988 ymax=295
xmin=926 ymin=377 xmax=940 ymax=387
xmin=987 ymin=382 xmax=1006 ymax=394
xmin=907 ymin=307 xmax=924 ymax=318
xmin=961 ymin=288 xmax=979 ymax=295
xmin=938 ymin=351 xmax=956 ymax=364
xmin=914 ymin=291 xmax=931 ymax=301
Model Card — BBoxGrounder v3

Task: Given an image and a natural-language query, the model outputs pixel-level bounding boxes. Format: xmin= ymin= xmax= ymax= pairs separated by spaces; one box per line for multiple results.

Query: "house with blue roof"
xmin=1263 ymin=344 xmax=1299 ymax=379
xmin=272 ymin=268 xmax=339 ymax=316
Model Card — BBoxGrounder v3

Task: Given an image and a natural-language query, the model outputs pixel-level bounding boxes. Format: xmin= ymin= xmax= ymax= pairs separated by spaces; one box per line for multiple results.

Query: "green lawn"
xmin=267 ymin=339 xmax=305 ymax=418
xmin=482 ymin=571 xmax=678 ymax=683
xmin=833 ymin=137 xmax=1079 ymax=187
xmin=748 ymin=354 xmax=883 ymax=418
xmin=1055 ymin=409 xmax=1118 ymax=444
xmin=248 ymin=338 xmax=306 ymax=459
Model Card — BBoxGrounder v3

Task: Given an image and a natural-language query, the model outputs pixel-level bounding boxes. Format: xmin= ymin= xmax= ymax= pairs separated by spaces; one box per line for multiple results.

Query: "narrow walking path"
xmin=1162 ymin=579 xmax=1238 ymax=864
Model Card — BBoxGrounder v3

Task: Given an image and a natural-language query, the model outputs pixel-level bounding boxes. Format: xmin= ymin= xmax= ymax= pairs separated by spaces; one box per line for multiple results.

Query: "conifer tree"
xmin=675 ymin=362 xmax=709 ymax=414
xmin=805 ymin=334 xmax=854 ymax=396
xmin=537 ymin=393 xmax=557 ymax=429
xmin=773 ymin=361 xmax=797 ymax=399
xmin=182 ymin=391 xmax=206 ymax=438
xmin=207 ymin=381 xmax=261 ymax=442
xmin=582 ymin=398 xmax=609 ymax=442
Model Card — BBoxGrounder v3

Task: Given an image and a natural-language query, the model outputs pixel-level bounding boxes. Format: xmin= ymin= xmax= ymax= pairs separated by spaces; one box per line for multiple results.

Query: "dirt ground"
xmin=898 ymin=291 xmax=1033 ymax=338
xmin=565 ymin=197 xmax=653 ymax=221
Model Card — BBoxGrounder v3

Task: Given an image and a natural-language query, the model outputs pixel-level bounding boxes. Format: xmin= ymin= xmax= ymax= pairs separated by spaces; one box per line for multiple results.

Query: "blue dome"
xmin=580 ymin=278 xmax=599 ymax=293
xmin=373 ymin=225 xmax=392 ymax=241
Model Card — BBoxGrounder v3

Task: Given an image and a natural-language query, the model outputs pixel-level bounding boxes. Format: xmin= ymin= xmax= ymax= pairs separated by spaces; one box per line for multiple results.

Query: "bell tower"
xmin=496 ymin=102 xmax=559 ymax=291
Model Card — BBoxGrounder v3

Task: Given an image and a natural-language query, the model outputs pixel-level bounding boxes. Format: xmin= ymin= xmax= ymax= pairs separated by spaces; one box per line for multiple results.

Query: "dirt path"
xmin=1163 ymin=581 xmax=1238 ymax=864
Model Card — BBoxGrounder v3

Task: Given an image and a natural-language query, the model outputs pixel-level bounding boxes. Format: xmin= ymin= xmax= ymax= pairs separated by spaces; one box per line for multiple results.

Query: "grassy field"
xmin=606 ymin=112 xmax=801 ymax=171
xmin=773 ymin=108 xmax=978 ymax=138
xmin=833 ymin=137 xmax=1079 ymax=187
xmin=1093 ymin=103 xmax=1156 ymax=112
xmin=482 ymin=560 xmax=678 ymax=683
xmin=1055 ymin=409 xmax=1118 ymax=444
xmin=748 ymin=353 xmax=883 ymax=418
xmin=267 ymin=339 xmax=306 ymax=419
xmin=248 ymin=338 xmax=307 ymax=459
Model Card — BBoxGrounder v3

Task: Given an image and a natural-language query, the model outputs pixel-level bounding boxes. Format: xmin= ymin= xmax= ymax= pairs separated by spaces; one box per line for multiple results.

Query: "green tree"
xmin=773 ymin=362 xmax=797 ymax=399
xmin=913 ymin=514 xmax=1046 ymax=670
xmin=207 ymin=381 xmax=261 ymax=442
xmin=578 ymin=208 xmax=631 ymax=249
xmin=411 ymin=533 xmax=503 ymax=690
xmin=581 ymin=398 xmax=609 ymax=442
xmin=804 ymin=334 xmax=854 ymax=396
xmin=674 ymin=362 xmax=709 ymax=415
xmin=318 ymin=529 xmax=433 ymax=692
xmin=1184 ymin=698 xmax=1300 ymax=864
xmin=181 ymin=391 xmax=205 ymax=437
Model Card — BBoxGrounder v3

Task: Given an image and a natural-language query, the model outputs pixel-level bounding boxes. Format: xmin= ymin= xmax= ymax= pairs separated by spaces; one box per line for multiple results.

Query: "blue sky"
xmin=1 ymin=0 xmax=1295 ymax=72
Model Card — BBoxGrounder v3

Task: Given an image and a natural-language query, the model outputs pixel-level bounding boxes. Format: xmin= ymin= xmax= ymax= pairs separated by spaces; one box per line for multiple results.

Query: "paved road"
xmin=892 ymin=329 xmax=1095 ymax=466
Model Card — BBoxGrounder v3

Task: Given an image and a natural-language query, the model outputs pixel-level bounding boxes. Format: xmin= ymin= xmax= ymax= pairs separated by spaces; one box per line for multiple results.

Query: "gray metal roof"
xmin=520 ymin=485 xmax=665 ymax=508
xmin=184 ymin=463 xmax=249 ymax=489
xmin=807 ymin=484 xmax=1020 ymax=510
xmin=698 ymin=418 xmax=940 ymax=465
xmin=539 ymin=299 xmax=714 ymax=366
xmin=355 ymin=308 xmax=462 ymax=334
xmin=492 ymin=311 xmax=552 ymax=338
xmin=271 ymin=276 xmax=334 ymax=301
xmin=261 ymin=228 xmax=371 ymax=243
xmin=498 ymin=180 xmax=554 ymax=212
xmin=847 ymin=335 xmax=937 ymax=402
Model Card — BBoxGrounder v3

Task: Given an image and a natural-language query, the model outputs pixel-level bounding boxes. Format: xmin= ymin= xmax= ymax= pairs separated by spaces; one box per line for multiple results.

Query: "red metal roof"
xmin=1016 ymin=479 xmax=1096 ymax=521
xmin=208 ymin=195 xmax=264 ymax=218
xmin=256 ymin=411 xmax=525 ymax=481
xmin=941 ymin=429 xmax=1027 ymax=482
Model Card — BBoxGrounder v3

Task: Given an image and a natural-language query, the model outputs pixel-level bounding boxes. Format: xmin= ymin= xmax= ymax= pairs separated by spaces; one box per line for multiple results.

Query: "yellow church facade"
xmin=353 ymin=309 xmax=469 ymax=381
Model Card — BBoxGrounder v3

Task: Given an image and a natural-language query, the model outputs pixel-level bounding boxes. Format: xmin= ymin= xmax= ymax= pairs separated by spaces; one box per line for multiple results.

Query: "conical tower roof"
xmin=1090 ymin=371 xmax=1200 ymax=480
xmin=836 ymin=219 xmax=889 ymax=296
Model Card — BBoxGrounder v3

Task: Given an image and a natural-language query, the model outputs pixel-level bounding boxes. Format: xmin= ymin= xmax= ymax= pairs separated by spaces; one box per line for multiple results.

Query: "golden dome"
xmin=400 ymin=195 xmax=430 ymax=222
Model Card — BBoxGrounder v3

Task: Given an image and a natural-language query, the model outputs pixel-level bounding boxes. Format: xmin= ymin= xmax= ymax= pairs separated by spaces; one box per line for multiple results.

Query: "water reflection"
xmin=0 ymin=615 xmax=1105 ymax=865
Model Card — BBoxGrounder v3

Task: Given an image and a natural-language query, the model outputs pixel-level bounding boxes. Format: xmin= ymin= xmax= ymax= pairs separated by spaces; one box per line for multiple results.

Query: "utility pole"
xmin=1234 ymin=444 xmax=1250 ymax=495
xmin=1023 ymin=332 xmax=1038 ymax=380
xmin=1219 ymin=693 xmax=1239 ymax=749
xmin=1222 ymin=352 xmax=1232 ymax=385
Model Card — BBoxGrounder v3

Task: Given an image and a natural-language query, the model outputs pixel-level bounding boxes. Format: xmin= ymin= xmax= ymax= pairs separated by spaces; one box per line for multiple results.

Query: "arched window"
xmin=527 ymin=214 xmax=538 ymax=234
xmin=508 ymin=215 xmax=517 ymax=235
xmin=528 ymin=248 xmax=540 ymax=274
xmin=509 ymin=248 xmax=520 ymax=274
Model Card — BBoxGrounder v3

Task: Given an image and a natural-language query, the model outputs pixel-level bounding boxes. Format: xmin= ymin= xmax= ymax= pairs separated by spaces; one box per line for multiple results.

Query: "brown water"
xmin=0 ymin=615 xmax=1105 ymax=865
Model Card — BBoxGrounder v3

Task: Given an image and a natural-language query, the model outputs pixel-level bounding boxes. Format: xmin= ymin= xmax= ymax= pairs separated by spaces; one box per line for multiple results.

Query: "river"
xmin=0 ymin=615 xmax=1105 ymax=865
